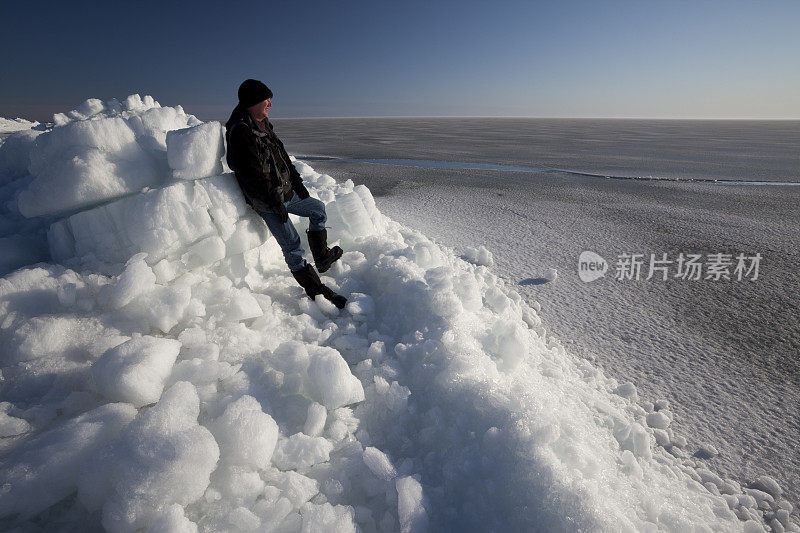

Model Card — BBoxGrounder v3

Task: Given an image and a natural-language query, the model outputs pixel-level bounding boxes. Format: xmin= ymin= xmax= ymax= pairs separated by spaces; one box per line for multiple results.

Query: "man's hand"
xmin=295 ymin=183 xmax=310 ymax=200
xmin=276 ymin=204 xmax=289 ymax=223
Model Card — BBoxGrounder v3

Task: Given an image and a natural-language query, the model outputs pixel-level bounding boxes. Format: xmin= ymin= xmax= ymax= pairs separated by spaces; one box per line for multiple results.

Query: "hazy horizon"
xmin=8 ymin=107 xmax=800 ymax=124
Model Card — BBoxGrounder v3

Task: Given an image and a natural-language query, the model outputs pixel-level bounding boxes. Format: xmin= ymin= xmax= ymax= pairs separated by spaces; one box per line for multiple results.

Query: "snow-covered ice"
xmin=0 ymin=98 xmax=796 ymax=532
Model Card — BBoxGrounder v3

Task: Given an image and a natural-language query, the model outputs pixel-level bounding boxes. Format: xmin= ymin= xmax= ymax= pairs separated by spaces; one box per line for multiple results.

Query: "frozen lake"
xmin=273 ymin=117 xmax=800 ymax=183
xmin=275 ymin=117 xmax=800 ymax=506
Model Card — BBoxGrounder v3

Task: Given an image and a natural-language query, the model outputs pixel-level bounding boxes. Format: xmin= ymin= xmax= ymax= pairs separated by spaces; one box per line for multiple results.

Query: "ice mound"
xmin=16 ymin=95 xmax=201 ymax=218
xmin=0 ymin=99 xmax=795 ymax=532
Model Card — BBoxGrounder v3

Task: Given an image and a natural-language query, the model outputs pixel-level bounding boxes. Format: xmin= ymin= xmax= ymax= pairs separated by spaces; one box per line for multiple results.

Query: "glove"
xmin=276 ymin=204 xmax=289 ymax=224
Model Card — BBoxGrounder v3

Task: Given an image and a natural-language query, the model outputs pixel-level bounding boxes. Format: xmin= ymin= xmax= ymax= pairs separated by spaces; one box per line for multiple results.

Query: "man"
xmin=225 ymin=79 xmax=346 ymax=309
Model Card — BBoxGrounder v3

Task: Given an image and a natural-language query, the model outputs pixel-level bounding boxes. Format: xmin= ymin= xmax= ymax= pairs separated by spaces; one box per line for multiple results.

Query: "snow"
xmin=0 ymin=98 xmax=796 ymax=532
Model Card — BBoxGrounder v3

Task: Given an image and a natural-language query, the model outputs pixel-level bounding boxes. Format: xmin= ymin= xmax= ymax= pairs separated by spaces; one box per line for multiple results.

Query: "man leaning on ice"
xmin=225 ymin=79 xmax=346 ymax=308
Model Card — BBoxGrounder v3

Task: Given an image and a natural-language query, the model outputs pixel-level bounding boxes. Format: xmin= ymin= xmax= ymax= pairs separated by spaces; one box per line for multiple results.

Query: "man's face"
xmin=247 ymin=98 xmax=272 ymax=121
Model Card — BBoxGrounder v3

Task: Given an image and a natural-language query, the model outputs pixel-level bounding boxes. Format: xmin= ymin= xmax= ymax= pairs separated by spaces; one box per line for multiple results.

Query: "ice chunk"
xmin=696 ymin=442 xmax=719 ymax=459
xmin=614 ymin=421 xmax=652 ymax=461
xmin=645 ymin=411 xmax=671 ymax=429
xmin=57 ymin=282 xmax=77 ymax=307
xmin=8 ymin=315 xmax=110 ymax=363
xmin=363 ymin=446 xmax=397 ymax=481
xmin=147 ymin=504 xmax=198 ymax=533
xmin=197 ymin=279 xmax=264 ymax=323
xmin=65 ymin=98 xmax=106 ymax=121
xmin=483 ymin=286 xmax=509 ymax=314
xmin=654 ymin=399 xmax=670 ymax=410
xmin=0 ymin=129 xmax=42 ymax=182
xmin=210 ymin=464 xmax=265 ymax=508
xmin=124 ymin=94 xmax=159 ymax=113
xmin=267 ymin=341 xmax=311 ymax=375
xmin=396 ymin=476 xmax=428 ymax=533
xmin=463 ymin=245 xmax=494 ymax=267
xmin=107 ymin=253 xmax=156 ymax=309
xmin=300 ymin=502 xmax=357 ymax=533
xmin=166 ymin=122 xmax=224 ymax=180
xmin=331 ymin=191 xmax=374 ymax=237
xmin=211 ymin=395 xmax=278 ymax=469
xmin=224 ymin=218 xmax=267 ymax=256
xmin=752 ymin=475 xmax=783 ymax=498
xmin=78 ymin=382 xmax=219 ymax=532
xmin=345 ymin=293 xmax=375 ymax=317
xmin=272 ymin=433 xmax=334 ymax=471
xmin=652 ymin=428 xmax=670 ymax=447
xmin=270 ymin=471 xmax=319 ymax=508
xmin=353 ymin=184 xmax=377 ymax=215
xmin=0 ymin=403 xmax=136 ymax=520
xmin=304 ymin=402 xmax=327 ymax=437
xmin=48 ymin=175 xmax=264 ymax=266
xmin=613 ymin=382 xmax=638 ymax=401
xmin=631 ymin=423 xmax=652 ymax=460
xmin=483 ymin=319 xmax=529 ymax=371
xmin=228 ymin=506 xmax=261 ymax=530
xmin=307 ymin=346 xmax=365 ymax=409
xmin=127 ymin=106 xmax=195 ymax=155
xmin=137 ymin=285 xmax=192 ymax=333
xmin=0 ymin=116 xmax=39 ymax=134
xmin=92 ymin=336 xmax=181 ymax=407
xmin=181 ymin=235 xmax=226 ymax=269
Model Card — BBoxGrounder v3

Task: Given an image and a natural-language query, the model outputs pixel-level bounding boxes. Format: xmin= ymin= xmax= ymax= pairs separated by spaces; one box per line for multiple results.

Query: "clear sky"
xmin=2 ymin=0 xmax=799 ymax=121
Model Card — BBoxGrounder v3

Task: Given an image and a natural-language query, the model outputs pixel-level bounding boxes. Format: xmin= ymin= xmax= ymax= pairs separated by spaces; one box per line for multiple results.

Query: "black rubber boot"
xmin=306 ymin=229 xmax=343 ymax=273
xmin=291 ymin=264 xmax=347 ymax=309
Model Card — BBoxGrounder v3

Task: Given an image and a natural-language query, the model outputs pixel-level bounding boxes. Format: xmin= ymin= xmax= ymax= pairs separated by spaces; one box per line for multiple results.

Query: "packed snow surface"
xmin=0 ymin=98 xmax=796 ymax=532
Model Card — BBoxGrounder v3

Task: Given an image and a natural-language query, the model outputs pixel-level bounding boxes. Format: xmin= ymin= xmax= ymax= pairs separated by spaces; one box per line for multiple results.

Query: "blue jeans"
xmin=255 ymin=192 xmax=328 ymax=272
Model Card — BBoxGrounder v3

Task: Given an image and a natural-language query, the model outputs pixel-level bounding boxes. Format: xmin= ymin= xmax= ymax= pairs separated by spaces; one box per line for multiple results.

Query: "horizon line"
xmin=267 ymin=115 xmax=800 ymax=121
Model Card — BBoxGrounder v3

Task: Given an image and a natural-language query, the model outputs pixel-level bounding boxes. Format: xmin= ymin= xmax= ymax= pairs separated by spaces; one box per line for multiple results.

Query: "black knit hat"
xmin=238 ymin=79 xmax=273 ymax=108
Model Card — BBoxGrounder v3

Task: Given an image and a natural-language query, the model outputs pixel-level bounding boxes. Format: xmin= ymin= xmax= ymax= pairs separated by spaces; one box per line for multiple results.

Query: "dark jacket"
xmin=224 ymin=105 xmax=304 ymax=212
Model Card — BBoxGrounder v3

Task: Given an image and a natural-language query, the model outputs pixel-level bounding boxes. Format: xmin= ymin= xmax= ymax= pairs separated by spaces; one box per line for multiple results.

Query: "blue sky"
xmin=2 ymin=0 xmax=799 ymax=120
